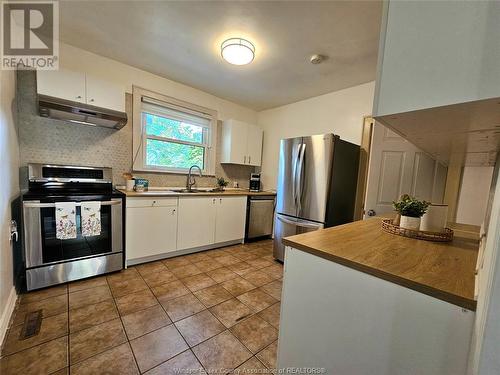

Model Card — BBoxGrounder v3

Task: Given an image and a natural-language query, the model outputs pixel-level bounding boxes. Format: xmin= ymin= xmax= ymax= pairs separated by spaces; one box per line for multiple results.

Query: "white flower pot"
xmin=420 ymin=204 xmax=448 ymax=232
xmin=400 ymin=215 xmax=421 ymax=230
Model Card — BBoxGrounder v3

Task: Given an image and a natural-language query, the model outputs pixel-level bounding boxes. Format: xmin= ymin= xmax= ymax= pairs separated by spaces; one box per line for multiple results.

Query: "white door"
xmin=364 ymin=123 xmax=447 ymax=217
xmin=85 ymin=75 xmax=125 ymax=112
xmin=37 ymin=69 xmax=86 ymax=103
xmin=215 ymin=196 xmax=247 ymax=243
xmin=177 ymin=197 xmax=216 ymax=250
xmin=126 ymin=205 xmax=178 ymax=261
xmin=246 ymin=124 xmax=263 ymax=166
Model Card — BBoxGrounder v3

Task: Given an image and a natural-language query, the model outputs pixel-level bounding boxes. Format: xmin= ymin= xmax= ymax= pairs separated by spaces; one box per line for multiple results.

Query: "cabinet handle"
xmin=212 ymin=198 xmax=216 ymax=204
xmin=172 ymin=209 xmax=176 ymax=214
xmin=244 ymin=156 xmax=246 ymax=164
xmin=76 ymin=95 xmax=82 ymax=99
xmin=89 ymin=98 xmax=95 ymax=102
xmin=248 ymin=156 xmax=251 ymax=164
xmin=219 ymin=198 xmax=222 ymax=204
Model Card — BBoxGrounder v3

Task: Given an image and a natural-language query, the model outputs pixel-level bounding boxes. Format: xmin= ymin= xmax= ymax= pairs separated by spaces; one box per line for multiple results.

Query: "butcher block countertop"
xmin=120 ymin=188 xmax=276 ymax=197
xmin=283 ymin=217 xmax=479 ymax=310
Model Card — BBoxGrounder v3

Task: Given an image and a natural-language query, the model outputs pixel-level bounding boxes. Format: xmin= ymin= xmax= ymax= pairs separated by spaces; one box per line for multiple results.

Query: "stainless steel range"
xmin=21 ymin=163 xmax=124 ymax=290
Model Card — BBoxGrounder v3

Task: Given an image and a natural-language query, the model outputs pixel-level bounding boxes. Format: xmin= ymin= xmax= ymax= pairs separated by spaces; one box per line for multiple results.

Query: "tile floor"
xmin=0 ymin=240 xmax=283 ymax=374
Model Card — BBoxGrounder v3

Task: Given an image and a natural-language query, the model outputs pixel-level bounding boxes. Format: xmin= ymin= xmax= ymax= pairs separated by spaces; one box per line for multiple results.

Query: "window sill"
xmin=132 ymin=166 xmax=215 ymax=177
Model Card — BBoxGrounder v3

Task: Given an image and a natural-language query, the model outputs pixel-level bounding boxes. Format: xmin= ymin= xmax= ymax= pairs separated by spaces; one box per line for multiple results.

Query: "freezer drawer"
xmin=273 ymin=213 xmax=323 ymax=261
xmin=246 ymin=196 xmax=275 ymax=240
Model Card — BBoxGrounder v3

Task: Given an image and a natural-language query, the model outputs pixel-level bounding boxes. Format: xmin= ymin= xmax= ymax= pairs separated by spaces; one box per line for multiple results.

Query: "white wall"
xmin=257 ymin=82 xmax=375 ymax=189
xmin=0 ymin=69 xmax=19 ymax=343
xmin=59 ymin=43 xmax=257 ymax=124
xmin=456 ymin=167 xmax=494 ymax=226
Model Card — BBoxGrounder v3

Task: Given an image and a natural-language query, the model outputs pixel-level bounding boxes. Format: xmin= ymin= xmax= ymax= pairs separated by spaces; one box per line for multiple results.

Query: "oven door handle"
xmin=23 ymin=200 xmax=121 ymax=208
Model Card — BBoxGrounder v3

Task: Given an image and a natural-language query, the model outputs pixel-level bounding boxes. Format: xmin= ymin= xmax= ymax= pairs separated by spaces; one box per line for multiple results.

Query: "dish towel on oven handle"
xmin=55 ymin=202 xmax=77 ymax=240
xmin=81 ymin=201 xmax=102 ymax=237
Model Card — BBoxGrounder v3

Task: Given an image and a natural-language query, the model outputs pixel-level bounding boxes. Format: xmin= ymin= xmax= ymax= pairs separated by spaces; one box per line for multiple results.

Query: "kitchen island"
xmin=278 ymin=217 xmax=479 ymax=375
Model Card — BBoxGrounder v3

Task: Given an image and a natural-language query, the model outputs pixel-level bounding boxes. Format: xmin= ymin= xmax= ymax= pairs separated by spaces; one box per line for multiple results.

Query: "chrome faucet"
xmin=186 ymin=165 xmax=202 ymax=191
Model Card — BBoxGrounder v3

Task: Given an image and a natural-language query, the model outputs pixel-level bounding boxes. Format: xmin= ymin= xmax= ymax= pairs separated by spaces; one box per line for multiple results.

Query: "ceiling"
xmin=58 ymin=1 xmax=382 ymax=111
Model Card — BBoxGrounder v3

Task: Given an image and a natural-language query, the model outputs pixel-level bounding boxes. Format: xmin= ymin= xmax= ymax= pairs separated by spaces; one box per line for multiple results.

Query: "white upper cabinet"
xmin=85 ymin=75 xmax=126 ymax=112
xmin=221 ymin=119 xmax=263 ymax=166
xmin=37 ymin=69 xmax=125 ymax=112
xmin=374 ymin=1 xmax=500 ymax=117
xmin=37 ymin=69 xmax=86 ymax=104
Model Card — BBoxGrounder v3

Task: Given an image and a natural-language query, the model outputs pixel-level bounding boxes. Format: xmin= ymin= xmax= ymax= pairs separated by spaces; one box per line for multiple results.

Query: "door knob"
xmin=367 ymin=209 xmax=376 ymax=217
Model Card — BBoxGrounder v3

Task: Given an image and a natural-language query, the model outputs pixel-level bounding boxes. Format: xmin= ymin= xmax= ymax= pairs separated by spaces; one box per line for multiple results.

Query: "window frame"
xmin=132 ymin=86 xmax=218 ymax=175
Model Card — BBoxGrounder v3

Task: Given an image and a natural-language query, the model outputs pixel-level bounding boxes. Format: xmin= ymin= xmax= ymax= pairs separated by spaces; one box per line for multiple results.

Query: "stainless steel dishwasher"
xmin=245 ymin=195 xmax=276 ymax=241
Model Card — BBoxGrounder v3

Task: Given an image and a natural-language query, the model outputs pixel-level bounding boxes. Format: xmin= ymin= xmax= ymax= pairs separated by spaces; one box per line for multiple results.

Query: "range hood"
xmin=38 ymin=95 xmax=127 ymax=130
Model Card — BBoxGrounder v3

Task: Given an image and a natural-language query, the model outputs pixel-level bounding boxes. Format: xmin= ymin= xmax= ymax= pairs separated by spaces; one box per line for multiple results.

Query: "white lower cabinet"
xmin=177 ymin=197 xmax=217 ymax=250
xmin=126 ymin=198 xmax=178 ymax=261
xmin=215 ymin=196 xmax=247 ymax=243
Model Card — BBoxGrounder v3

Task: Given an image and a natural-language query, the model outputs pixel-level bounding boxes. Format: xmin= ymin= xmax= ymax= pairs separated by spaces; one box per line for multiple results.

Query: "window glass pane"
xmin=144 ymin=113 xmax=203 ymax=143
xmin=146 ymin=139 xmax=204 ymax=169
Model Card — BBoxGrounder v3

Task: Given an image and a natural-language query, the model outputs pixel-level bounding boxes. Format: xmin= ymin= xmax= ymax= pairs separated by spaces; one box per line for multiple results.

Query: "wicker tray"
xmin=381 ymin=219 xmax=454 ymax=242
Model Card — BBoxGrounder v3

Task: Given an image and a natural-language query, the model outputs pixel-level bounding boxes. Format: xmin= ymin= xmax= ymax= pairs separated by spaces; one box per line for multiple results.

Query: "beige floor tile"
xmin=209 ymin=298 xmax=253 ymax=328
xmin=256 ymin=341 xmax=278 ymax=370
xmin=68 ymin=276 xmax=108 ymax=293
xmin=13 ymin=294 xmax=68 ymax=326
xmin=130 ymin=325 xmax=188 ymax=373
xmin=160 ymin=293 xmax=206 ymax=322
xmin=184 ymin=252 xmax=211 ymax=263
xmin=215 ymin=255 xmax=241 ymax=266
xmin=69 ymin=318 xmax=127 ymax=364
xmin=51 ymin=367 xmax=69 ymax=375
xmin=221 ymin=277 xmax=257 ymax=297
xmin=71 ymin=343 xmax=139 ymax=375
xmin=115 ymin=289 xmax=158 ymax=316
xmin=19 ymin=285 xmax=67 ymax=305
xmin=181 ymin=273 xmax=216 ymax=292
xmin=235 ymin=356 xmax=269 ymax=374
xmin=206 ymin=248 xmax=231 ymax=258
xmin=205 ymin=267 xmax=238 ymax=283
xmin=142 ymin=270 xmax=177 ymax=288
xmin=193 ymin=285 xmax=233 ymax=308
xmin=162 ymin=256 xmax=192 ymax=269
xmin=152 ymin=280 xmax=190 ymax=301
xmin=144 ymin=350 xmax=205 ymax=375
xmin=193 ymin=258 xmax=224 ymax=272
xmin=175 ymin=310 xmax=225 ymax=347
xmin=260 ymin=264 xmax=284 ymax=280
xmin=227 ymin=262 xmax=254 ymax=276
xmin=230 ymin=315 xmax=278 ymax=354
xmin=106 ymin=268 xmax=139 ymax=283
xmin=0 ymin=336 xmax=67 ymax=375
xmin=69 ymin=299 xmax=118 ymax=333
xmin=69 ymin=285 xmax=112 ymax=310
xmin=2 ymin=312 xmax=68 ymax=356
xmin=246 ymin=258 xmax=274 ymax=269
xmin=258 ymin=303 xmax=281 ymax=329
xmin=241 ymin=270 xmax=275 ymax=287
xmin=237 ymin=289 xmax=278 ymax=313
xmin=108 ymin=276 xmax=149 ymax=298
xmin=192 ymin=330 xmax=252 ymax=373
xmin=170 ymin=264 xmax=203 ymax=278
xmin=233 ymin=251 xmax=260 ymax=262
xmin=259 ymin=280 xmax=283 ymax=301
xmin=137 ymin=261 xmax=168 ymax=275
xmin=121 ymin=305 xmax=171 ymax=340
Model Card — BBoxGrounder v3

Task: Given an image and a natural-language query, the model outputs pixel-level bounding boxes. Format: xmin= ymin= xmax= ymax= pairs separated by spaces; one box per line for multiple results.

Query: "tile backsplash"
xmin=17 ymin=71 xmax=255 ymax=188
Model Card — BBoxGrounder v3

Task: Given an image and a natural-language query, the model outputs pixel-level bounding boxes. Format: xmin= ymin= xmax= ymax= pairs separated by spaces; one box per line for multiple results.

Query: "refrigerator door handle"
xmin=292 ymin=143 xmax=301 ymax=209
xmin=296 ymin=143 xmax=306 ymax=213
xmin=276 ymin=214 xmax=323 ymax=229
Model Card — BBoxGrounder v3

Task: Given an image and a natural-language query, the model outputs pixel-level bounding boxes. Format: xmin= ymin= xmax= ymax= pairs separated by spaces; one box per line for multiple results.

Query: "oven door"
xmin=23 ymin=198 xmax=123 ymax=268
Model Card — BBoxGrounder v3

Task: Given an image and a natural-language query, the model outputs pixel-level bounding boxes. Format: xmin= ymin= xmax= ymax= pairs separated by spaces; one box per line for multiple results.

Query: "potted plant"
xmin=393 ymin=195 xmax=430 ymax=230
xmin=216 ymin=177 xmax=229 ymax=191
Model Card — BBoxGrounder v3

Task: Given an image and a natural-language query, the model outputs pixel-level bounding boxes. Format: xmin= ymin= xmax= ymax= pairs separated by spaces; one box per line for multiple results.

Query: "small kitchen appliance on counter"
xmin=249 ymin=173 xmax=261 ymax=192
xmin=18 ymin=163 xmax=125 ymax=291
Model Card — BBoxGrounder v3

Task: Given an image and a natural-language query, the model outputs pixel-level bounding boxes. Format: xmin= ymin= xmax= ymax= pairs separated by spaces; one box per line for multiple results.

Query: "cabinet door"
xmin=177 ymin=197 xmax=216 ymax=250
xmin=246 ymin=124 xmax=263 ymax=166
xmin=37 ymin=69 xmax=86 ymax=103
xmin=221 ymin=120 xmax=248 ymax=165
xmin=215 ymin=196 xmax=247 ymax=243
xmin=86 ymin=75 xmax=125 ymax=112
xmin=126 ymin=206 xmax=178 ymax=261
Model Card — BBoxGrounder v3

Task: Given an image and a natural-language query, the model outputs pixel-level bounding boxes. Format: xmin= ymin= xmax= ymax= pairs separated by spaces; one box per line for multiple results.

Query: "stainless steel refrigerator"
xmin=273 ymin=134 xmax=360 ymax=261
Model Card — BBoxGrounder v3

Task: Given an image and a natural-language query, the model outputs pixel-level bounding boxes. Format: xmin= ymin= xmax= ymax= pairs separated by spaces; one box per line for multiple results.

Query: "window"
xmin=132 ymin=87 xmax=217 ymax=174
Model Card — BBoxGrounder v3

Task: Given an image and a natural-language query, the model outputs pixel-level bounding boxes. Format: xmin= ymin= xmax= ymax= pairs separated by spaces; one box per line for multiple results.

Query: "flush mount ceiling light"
xmin=221 ymin=38 xmax=255 ymax=65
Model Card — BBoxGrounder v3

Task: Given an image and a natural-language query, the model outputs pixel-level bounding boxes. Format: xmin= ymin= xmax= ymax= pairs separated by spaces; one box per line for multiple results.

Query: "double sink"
xmin=166 ymin=188 xmax=221 ymax=194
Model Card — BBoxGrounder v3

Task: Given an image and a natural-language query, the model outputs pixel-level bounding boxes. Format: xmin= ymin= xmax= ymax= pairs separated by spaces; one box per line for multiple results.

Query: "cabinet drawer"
xmin=127 ymin=197 xmax=178 ymax=208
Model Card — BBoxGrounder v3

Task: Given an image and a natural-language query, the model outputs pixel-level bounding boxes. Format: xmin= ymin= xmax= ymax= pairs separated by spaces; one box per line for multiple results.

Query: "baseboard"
xmin=0 ymin=286 xmax=17 ymax=346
